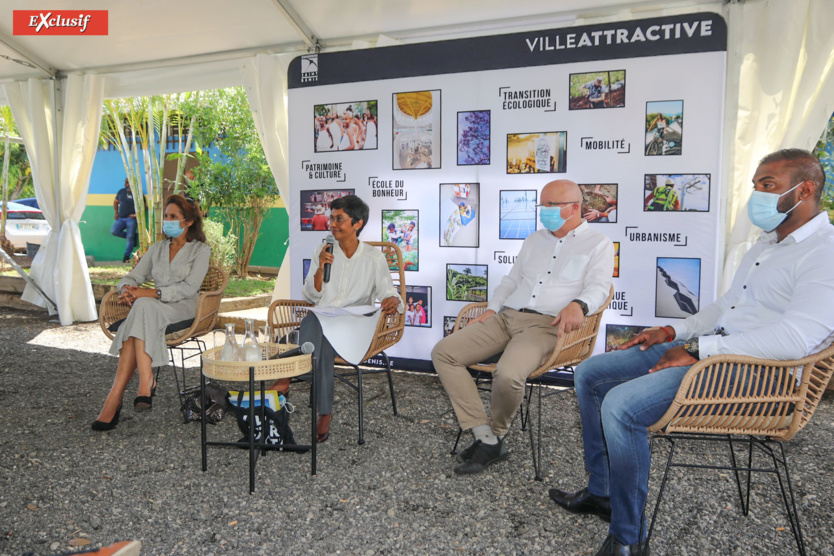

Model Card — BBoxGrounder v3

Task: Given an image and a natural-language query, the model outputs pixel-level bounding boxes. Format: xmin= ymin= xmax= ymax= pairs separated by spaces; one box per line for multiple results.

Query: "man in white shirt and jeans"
xmin=432 ymin=180 xmax=614 ymax=474
xmin=550 ymin=149 xmax=834 ymax=556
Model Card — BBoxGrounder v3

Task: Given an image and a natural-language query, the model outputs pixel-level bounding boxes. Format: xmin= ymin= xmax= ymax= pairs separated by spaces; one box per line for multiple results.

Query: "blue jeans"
xmin=574 ymin=341 xmax=690 ymax=545
xmin=111 ymin=217 xmax=138 ymax=257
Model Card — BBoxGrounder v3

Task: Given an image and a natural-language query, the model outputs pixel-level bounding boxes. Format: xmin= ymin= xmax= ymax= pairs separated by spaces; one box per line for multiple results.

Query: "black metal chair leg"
xmin=520 ymin=383 xmax=533 ymax=431
xmin=743 ymin=435 xmax=755 ymax=515
xmin=646 ymin=436 xmax=676 ymax=544
xmin=771 ymin=441 xmax=806 ymax=556
xmin=357 ymin=365 xmax=365 ymax=445
xmin=727 ymin=434 xmax=754 ymax=515
xmin=523 ymin=382 xmax=543 ymax=481
xmin=535 ymin=382 xmax=543 ymax=480
xmin=169 ymin=348 xmax=182 ymax=403
xmin=200 ymin=370 xmax=208 ymax=472
xmin=383 ymin=352 xmax=398 ymax=415
xmin=451 ymin=427 xmax=464 ymax=455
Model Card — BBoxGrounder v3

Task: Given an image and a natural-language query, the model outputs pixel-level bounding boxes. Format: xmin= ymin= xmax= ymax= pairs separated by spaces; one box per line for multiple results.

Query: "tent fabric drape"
xmin=720 ymin=0 xmax=834 ymax=293
xmin=3 ymin=74 xmax=103 ymax=324
xmin=241 ymin=53 xmax=294 ymax=301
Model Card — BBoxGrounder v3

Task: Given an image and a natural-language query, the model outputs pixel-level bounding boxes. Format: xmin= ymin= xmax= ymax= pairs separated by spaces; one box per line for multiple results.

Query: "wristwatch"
xmin=572 ymin=299 xmax=589 ymax=316
xmin=683 ymin=337 xmax=700 ymax=360
xmin=156 ymin=288 xmax=162 ymax=300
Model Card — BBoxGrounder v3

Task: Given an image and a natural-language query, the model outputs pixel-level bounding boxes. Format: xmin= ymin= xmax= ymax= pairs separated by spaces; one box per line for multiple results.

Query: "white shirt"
xmin=488 ymin=223 xmax=614 ymax=316
xmin=673 ymin=212 xmax=834 ymax=361
xmin=303 ymin=240 xmax=404 ymax=312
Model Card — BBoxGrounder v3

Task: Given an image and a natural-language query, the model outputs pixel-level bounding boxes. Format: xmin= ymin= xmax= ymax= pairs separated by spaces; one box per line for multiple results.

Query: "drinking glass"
xmin=287 ymin=329 xmax=300 ymax=348
xmin=260 ymin=324 xmax=275 ymax=344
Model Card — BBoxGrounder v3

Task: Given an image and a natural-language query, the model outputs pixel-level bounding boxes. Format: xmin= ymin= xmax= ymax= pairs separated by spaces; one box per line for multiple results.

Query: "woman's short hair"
xmin=165 ymin=194 xmax=206 ymax=243
xmin=330 ymin=194 xmax=369 ymax=235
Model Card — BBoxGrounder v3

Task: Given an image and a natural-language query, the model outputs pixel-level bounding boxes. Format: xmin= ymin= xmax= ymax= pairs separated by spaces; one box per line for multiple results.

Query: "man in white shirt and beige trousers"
xmin=432 ymin=180 xmax=614 ymax=475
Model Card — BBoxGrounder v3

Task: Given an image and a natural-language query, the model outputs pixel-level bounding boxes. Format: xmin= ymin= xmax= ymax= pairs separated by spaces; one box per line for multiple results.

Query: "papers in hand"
xmin=307 ymin=306 xmax=382 ymax=365
xmin=309 ymin=305 xmax=381 ymax=318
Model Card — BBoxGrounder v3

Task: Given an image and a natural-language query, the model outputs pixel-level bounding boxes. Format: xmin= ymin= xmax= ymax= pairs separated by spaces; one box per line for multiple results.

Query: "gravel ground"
xmin=1 ymin=299 xmax=833 ymax=556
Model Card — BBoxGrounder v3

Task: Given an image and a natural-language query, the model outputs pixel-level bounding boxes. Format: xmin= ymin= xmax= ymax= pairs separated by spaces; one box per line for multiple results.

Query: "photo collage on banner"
xmin=569 ymin=70 xmax=626 ymax=110
xmin=299 ymin=189 xmax=354 ymax=231
xmin=313 ymin=100 xmax=378 ymax=152
xmin=382 ymin=210 xmax=419 ymax=270
xmin=440 ymin=183 xmax=480 ymax=247
xmin=393 ymin=90 xmax=440 ymax=170
xmin=287 ymin=13 xmax=727 ymax=372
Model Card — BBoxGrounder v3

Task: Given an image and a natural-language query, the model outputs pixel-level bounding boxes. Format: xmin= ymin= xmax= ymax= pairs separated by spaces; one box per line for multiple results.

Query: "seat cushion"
xmin=107 ymin=318 xmax=195 ymax=336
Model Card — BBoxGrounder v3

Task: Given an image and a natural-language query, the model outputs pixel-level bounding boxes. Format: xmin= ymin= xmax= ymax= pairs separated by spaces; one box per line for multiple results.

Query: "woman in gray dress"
xmin=92 ymin=195 xmax=210 ymax=431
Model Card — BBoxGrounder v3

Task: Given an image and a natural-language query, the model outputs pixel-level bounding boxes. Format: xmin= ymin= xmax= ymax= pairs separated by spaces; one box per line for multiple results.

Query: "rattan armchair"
xmin=99 ymin=265 xmax=229 ymax=412
xmin=448 ymin=285 xmax=614 ymax=479
xmin=267 ymin=241 xmax=406 ymax=444
xmin=644 ymin=343 xmax=834 ymax=555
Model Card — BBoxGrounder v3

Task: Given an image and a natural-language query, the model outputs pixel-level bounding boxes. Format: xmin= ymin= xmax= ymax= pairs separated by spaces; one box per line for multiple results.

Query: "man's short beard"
xmin=776 ymin=189 xmax=801 ymax=225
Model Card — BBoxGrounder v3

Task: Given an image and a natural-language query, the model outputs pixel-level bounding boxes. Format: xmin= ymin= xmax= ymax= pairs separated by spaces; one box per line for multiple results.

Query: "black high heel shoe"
xmin=91 ymin=403 xmax=122 ymax=431
xmin=134 ymin=382 xmax=157 ymax=412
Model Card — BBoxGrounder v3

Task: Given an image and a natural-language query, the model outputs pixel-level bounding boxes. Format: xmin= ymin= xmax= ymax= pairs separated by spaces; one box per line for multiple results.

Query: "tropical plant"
xmin=1 ymin=106 xmax=12 ymax=240
xmin=99 ymin=93 xmax=201 ymax=252
xmin=813 ymin=110 xmax=834 ymax=223
xmin=0 ymin=107 xmax=33 ymax=239
xmin=446 ymin=266 xmax=487 ymax=301
xmin=187 ymin=87 xmax=279 ymax=277
xmin=446 ymin=268 xmax=464 ymax=300
xmin=203 ymin=218 xmax=237 ymax=274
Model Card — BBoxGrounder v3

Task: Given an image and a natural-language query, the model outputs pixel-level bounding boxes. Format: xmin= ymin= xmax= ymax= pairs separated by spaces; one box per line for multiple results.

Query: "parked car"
xmin=1 ymin=201 xmax=51 ymax=250
xmin=12 ymin=197 xmax=39 ymax=209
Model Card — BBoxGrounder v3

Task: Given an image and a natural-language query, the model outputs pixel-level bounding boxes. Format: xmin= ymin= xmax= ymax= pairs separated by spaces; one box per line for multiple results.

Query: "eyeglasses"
xmin=329 ymin=215 xmax=351 ymax=224
xmin=535 ymin=201 xmax=578 ymax=208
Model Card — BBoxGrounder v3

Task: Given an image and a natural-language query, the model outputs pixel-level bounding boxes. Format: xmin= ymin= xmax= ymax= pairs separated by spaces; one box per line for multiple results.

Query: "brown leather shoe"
xmin=316 ymin=414 xmax=331 ymax=443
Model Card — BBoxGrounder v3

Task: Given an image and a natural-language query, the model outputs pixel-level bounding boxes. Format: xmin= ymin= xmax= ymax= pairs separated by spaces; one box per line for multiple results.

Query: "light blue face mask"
xmin=747 ymin=182 xmax=802 ymax=232
xmin=539 ymin=206 xmax=571 ymax=232
xmin=163 ymin=219 xmax=185 ymax=238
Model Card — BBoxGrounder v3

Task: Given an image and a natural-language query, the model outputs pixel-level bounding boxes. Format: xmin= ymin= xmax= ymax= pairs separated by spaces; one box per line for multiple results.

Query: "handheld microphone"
xmin=270 ymin=341 xmax=315 ymax=360
xmin=322 ymin=234 xmax=336 ymax=283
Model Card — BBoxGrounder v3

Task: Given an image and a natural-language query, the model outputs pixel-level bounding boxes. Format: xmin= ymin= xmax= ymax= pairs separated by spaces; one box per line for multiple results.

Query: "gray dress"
xmin=109 ymin=239 xmax=211 ymax=366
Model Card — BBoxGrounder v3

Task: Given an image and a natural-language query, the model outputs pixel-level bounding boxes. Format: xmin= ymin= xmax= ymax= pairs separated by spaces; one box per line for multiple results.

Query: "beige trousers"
xmin=431 ymin=309 xmax=560 ymax=436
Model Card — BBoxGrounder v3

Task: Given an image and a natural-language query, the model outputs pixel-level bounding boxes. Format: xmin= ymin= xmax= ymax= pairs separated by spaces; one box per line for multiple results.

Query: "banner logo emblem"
xmin=301 ymin=55 xmax=318 ymax=83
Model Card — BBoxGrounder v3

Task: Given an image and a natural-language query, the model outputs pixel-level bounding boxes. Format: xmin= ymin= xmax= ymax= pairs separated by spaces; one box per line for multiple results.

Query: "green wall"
xmin=80 ymin=204 xmax=289 ymax=268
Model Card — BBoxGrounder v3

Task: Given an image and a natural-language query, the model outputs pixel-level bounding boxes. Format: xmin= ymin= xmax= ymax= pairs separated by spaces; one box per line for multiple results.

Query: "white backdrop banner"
xmin=286 ymin=13 xmax=727 ymax=372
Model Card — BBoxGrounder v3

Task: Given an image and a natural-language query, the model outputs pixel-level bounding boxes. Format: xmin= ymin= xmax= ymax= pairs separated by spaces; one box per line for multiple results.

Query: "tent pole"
xmin=0 ymin=30 xmax=57 ymax=78
xmin=51 ymin=78 xmax=63 ymax=217
xmin=48 ymin=78 xmax=63 ymax=320
xmin=0 ymin=247 xmax=58 ymax=313
xmin=269 ymin=0 xmax=317 ymax=49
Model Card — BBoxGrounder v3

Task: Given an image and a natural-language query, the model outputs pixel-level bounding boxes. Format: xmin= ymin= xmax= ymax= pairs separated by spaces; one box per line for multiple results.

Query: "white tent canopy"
xmin=0 ymin=0 xmax=832 ymax=324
